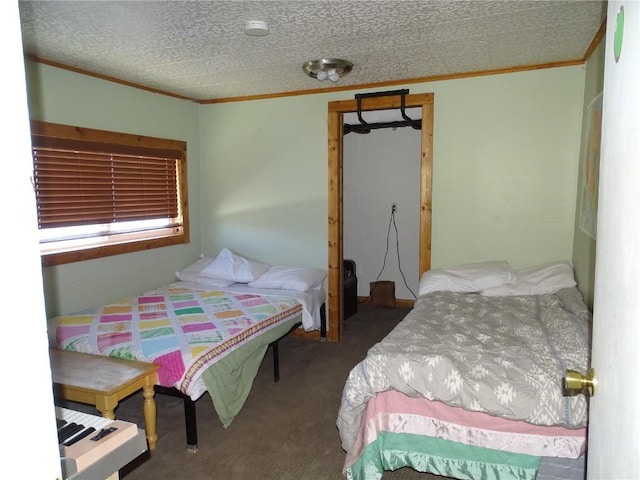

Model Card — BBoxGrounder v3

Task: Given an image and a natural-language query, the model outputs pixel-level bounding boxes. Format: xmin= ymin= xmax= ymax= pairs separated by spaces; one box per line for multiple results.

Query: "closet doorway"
xmin=326 ymin=92 xmax=434 ymax=342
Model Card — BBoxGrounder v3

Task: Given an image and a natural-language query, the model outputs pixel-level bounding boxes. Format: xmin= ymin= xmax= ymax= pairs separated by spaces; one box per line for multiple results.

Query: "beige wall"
xmin=572 ymin=40 xmax=605 ymax=310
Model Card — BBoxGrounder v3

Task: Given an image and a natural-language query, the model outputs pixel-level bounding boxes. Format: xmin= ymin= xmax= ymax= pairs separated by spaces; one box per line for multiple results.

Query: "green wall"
xmin=26 ymin=60 xmax=590 ymax=318
xmin=199 ymin=66 xmax=586 ymax=271
xmin=198 ymin=94 xmax=333 ymax=268
xmin=572 ymin=40 xmax=606 ymax=309
xmin=25 ymin=61 xmax=202 ymax=317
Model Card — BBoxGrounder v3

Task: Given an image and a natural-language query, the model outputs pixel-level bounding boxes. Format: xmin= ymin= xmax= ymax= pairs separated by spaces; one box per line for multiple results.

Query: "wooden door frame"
xmin=327 ymin=93 xmax=434 ymax=342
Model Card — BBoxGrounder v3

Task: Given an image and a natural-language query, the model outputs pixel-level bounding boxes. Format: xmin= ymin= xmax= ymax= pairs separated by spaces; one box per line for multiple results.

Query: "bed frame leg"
xmin=320 ymin=303 xmax=327 ymax=342
xmin=183 ymin=396 xmax=198 ymax=452
xmin=271 ymin=341 xmax=280 ymax=382
xmin=154 ymin=385 xmax=198 ymax=452
xmin=153 ymin=321 xmax=303 ymax=452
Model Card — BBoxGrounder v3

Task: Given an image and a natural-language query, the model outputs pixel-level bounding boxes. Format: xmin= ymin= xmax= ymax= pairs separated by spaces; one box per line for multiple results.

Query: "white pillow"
xmin=418 ymin=260 xmax=516 ymax=295
xmin=248 ymin=265 xmax=327 ymax=292
xmin=175 ymin=255 xmax=235 ymax=289
xmin=481 ymin=261 xmax=576 ymax=296
xmin=200 ymin=247 xmax=270 ymax=283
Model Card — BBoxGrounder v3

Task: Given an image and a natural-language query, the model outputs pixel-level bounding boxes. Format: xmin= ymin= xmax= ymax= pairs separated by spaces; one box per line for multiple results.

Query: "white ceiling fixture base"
xmin=245 ymin=20 xmax=269 ymax=37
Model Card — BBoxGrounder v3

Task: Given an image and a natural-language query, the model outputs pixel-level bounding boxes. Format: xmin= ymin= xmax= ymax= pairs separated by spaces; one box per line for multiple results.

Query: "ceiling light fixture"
xmin=302 ymin=58 xmax=353 ymax=82
xmin=245 ymin=20 xmax=269 ymax=37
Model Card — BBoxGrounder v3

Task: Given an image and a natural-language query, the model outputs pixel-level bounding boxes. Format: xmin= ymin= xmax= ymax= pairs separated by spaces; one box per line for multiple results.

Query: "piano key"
xmin=56 ymin=406 xmax=112 ymax=431
xmin=58 ymin=422 xmax=85 ymax=443
xmin=63 ymin=426 xmax=96 ymax=447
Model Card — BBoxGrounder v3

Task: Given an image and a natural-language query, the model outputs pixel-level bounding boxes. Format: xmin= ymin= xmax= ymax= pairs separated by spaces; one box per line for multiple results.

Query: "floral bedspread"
xmin=337 ymin=288 xmax=591 ymax=453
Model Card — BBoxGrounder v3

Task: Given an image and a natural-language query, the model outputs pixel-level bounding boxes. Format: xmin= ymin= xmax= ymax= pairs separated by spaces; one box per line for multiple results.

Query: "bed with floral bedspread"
xmin=337 ymin=276 xmax=591 ymax=480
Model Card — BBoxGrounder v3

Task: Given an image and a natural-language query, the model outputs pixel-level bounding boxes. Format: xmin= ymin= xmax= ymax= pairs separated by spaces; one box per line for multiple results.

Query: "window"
xmin=30 ymin=121 xmax=189 ymax=266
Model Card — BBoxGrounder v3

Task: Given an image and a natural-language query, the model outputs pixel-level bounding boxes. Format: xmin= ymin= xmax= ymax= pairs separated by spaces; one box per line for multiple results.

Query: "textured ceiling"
xmin=18 ymin=1 xmax=607 ymax=102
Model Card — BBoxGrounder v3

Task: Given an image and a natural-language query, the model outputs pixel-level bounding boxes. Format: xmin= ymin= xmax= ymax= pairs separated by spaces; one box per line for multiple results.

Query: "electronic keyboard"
xmin=56 ymin=406 xmax=147 ymax=480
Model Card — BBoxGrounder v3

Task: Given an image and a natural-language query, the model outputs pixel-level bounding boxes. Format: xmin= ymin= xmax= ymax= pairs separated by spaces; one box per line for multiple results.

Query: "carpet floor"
xmin=64 ymin=304 xmax=446 ymax=480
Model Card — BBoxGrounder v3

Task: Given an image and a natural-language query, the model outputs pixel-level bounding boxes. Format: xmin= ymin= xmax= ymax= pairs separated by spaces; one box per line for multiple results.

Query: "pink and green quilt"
xmin=52 ymin=286 xmax=303 ymax=402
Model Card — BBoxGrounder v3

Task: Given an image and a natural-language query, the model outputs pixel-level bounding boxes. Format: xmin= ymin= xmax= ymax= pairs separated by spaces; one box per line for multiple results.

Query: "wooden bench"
xmin=49 ymin=349 xmax=159 ymax=449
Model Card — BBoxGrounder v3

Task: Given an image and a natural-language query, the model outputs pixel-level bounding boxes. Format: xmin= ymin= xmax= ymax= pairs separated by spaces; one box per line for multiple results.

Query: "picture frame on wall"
xmin=579 ymin=91 xmax=603 ymax=240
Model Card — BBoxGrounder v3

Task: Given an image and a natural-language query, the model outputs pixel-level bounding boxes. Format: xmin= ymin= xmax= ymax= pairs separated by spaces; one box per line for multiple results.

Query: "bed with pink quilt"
xmin=49 ymin=250 xmax=327 ymax=451
xmin=337 ymin=261 xmax=591 ymax=480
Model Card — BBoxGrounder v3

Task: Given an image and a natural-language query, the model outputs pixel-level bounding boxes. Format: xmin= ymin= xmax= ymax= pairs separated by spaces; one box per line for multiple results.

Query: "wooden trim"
xmin=327 ymin=108 xmax=343 ymax=343
xmin=201 ymin=61 xmax=583 ymax=104
xmin=31 ymin=121 xmax=190 ymax=267
xmin=26 ymin=54 xmax=196 ymax=102
xmin=395 ymin=299 xmax=415 ymax=309
xmin=30 ymin=120 xmax=188 ymax=152
xmin=420 ymin=99 xmax=434 ymax=275
xmin=329 ymin=93 xmax=433 ymax=113
xmin=357 ymin=296 xmax=415 ymax=309
xmin=327 ymin=93 xmax=433 ymax=342
xmin=26 ymin=53 xmax=584 ymax=105
xmin=42 ymin=234 xmax=187 ymax=267
xmin=583 ymin=19 xmax=607 ymax=61
xmin=290 ymin=329 xmax=324 ymax=341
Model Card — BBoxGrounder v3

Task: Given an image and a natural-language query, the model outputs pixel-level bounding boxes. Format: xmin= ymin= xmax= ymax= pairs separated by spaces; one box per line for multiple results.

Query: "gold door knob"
xmin=565 ymin=368 xmax=596 ymax=396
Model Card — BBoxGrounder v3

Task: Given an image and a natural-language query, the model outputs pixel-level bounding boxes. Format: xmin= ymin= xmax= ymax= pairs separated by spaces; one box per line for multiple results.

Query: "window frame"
xmin=30 ymin=120 xmax=189 ymax=267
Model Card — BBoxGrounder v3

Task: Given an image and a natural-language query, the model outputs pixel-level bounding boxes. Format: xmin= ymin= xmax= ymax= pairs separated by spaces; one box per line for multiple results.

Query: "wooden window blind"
xmin=30 ymin=121 xmax=189 ymax=266
xmin=32 ymin=137 xmax=181 ymax=230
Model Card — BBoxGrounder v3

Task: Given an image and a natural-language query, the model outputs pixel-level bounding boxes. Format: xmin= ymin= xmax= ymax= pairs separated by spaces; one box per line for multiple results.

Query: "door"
xmin=5 ymin=1 xmax=63 ymax=477
xmin=327 ymin=93 xmax=433 ymax=342
xmin=343 ymin=109 xmax=422 ymax=305
xmin=588 ymin=2 xmax=640 ymax=477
